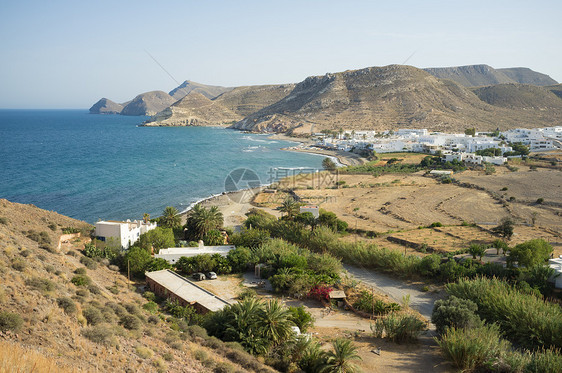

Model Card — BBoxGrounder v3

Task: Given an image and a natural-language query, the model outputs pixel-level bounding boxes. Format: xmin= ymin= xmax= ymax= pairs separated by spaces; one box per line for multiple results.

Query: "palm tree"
xmin=187 ymin=204 xmax=224 ymax=239
xmin=257 ymin=299 xmax=295 ymax=346
xmin=280 ymin=197 xmax=299 ymax=220
xmin=160 ymin=206 xmax=181 ymax=228
xmin=321 ymin=339 xmax=362 ymax=373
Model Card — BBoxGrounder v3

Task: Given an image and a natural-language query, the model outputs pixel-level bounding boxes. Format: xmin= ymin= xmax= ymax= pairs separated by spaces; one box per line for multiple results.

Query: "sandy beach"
xmin=179 ymin=187 xmax=267 ymax=231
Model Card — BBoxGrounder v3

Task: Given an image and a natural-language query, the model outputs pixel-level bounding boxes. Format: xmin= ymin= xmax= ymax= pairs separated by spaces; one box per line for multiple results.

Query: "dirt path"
xmin=344 ymin=265 xmax=444 ymax=322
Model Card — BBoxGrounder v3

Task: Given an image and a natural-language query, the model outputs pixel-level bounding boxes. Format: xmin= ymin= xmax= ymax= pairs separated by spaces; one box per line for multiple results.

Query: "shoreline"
xmin=282 ymin=146 xmax=367 ymax=167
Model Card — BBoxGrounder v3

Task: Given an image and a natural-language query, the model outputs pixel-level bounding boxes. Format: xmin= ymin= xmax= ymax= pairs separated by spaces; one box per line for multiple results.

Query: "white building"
xmin=443 ymin=152 xmax=506 ymax=166
xmin=300 ymin=205 xmax=320 ymax=218
xmin=95 ymin=219 xmax=157 ymax=249
xmin=548 ymin=256 xmax=562 ymax=289
xmin=154 ymin=243 xmax=236 ymax=264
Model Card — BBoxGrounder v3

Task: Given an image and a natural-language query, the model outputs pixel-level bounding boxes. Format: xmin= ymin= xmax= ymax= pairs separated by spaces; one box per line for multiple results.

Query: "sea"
xmin=0 ymin=110 xmax=324 ymax=223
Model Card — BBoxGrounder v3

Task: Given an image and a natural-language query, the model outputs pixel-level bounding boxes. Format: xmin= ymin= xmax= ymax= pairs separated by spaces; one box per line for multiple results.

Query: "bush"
xmin=187 ymin=324 xmax=208 ymax=339
xmin=143 ymin=291 xmax=156 ymax=302
xmin=0 ymin=217 xmax=8 ymax=225
xmin=71 ymin=275 xmax=91 ymax=287
xmin=446 ymin=276 xmax=562 ymax=349
xmin=135 ymin=346 xmax=153 ymax=359
xmin=142 ymin=301 xmax=159 ymax=314
xmin=429 ymin=222 xmax=443 ymax=227
xmin=507 ymin=239 xmax=553 ymax=268
xmin=74 ymin=267 xmax=87 ymax=275
xmin=106 ymin=302 xmax=127 ymax=317
xmin=25 ymin=230 xmax=51 ymax=245
xmin=147 ymin=315 xmax=160 ymax=325
xmin=80 ymin=256 xmax=97 ymax=270
xmin=288 ymin=306 xmax=314 ymax=332
xmin=83 ymin=307 xmax=104 ymax=326
xmin=419 ymin=254 xmax=441 ymax=276
xmin=371 ymin=313 xmax=425 ymax=343
xmin=193 ymin=349 xmax=208 ymax=361
xmin=120 ymin=315 xmax=141 ymax=330
xmin=0 ymin=311 xmax=23 ymax=332
xmin=431 ymin=296 xmax=481 ymax=335
xmin=214 ymin=362 xmax=236 ymax=373
xmin=57 ymin=297 xmax=76 ymax=314
xmin=82 ymin=324 xmax=114 ymax=345
xmin=26 ymin=277 xmax=56 ymax=292
xmin=76 ymin=288 xmax=89 ymax=297
xmin=536 ymin=198 xmax=544 ymax=204
xmin=11 ymin=258 xmax=26 ymax=272
xmin=88 ymin=285 xmax=100 ymax=295
xmin=436 ymin=324 xmax=510 ymax=371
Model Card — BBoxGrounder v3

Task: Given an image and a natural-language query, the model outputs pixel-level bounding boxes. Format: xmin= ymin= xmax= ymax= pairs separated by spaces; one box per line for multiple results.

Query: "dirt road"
xmin=344 ymin=265 xmax=443 ymax=321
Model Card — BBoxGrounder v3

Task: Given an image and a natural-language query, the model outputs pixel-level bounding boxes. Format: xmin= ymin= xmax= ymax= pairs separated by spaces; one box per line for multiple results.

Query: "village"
xmin=295 ymin=125 xmax=561 ymax=166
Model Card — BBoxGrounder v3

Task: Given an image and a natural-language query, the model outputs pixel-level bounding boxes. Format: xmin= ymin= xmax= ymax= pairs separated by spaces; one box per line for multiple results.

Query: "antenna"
xmin=144 ymin=49 xmax=181 ymax=86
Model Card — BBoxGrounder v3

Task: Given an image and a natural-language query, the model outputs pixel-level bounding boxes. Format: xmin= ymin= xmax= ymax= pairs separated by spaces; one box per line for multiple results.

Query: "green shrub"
xmin=26 ymin=277 xmax=56 ymax=293
xmin=71 ymin=275 xmax=91 ymax=287
xmin=120 ymin=315 xmax=141 ymax=330
xmin=446 ymin=276 xmax=562 ymax=349
xmin=143 ymin=291 xmax=156 ymax=302
xmin=187 ymin=324 xmax=208 ymax=339
xmin=162 ymin=352 xmax=174 ymax=361
xmin=0 ymin=217 xmax=8 ymax=225
xmin=431 ymin=296 xmax=481 ymax=335
xmin=88 ymin=285 xmax=100 ymax=295
xmin=419 ymin=254 xmax=441 ymax=276
xmin=19 ymin=249 xmax=30 ymax=257
xmin=142 ymin=301 xmax=159 ymax=314
xmin=83 ymin=307 xmax=104 ymax=326
xmin=371 ymin=313 xmax=425 ymax=343
xmin=0 ymin=311 xmax=24 ymax=332
xmin=124 ymin=303 xmax=141 ymax=315
xmin=536 ymin=198 xmax=544 ymax=204
xmin=524 ymin=348 xmax=562 ymax=373
xmin=436 ymin=324 xmax=510 ymax=371
xmin=76 ymin=288 xmax=89 ymax=297
xmin=82 ymin=324 xmax=114 ymax=345
xmin=429 ymin=222 xmax=443 ymax=227
xmin=74 ymin=267 xmax=87 ymax=275
xmin=48 ymin=223 xmax=57 ymax=231
xmin=147 ymin=315 xmax=160 ymax=325
xmin=57 ymin=297 xmax=76 ymax=314
xmin=288 ymin=306 xmax=314 ymax=332
xmin=25 ymin=230 xmax=51 ymax=245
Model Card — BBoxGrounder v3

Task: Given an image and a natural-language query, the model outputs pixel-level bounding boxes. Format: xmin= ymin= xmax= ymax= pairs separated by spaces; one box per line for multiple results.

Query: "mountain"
xmin=423 ymin=64 xmax=514 ymax=87
xmin=497 ymin=68 xmax=558 ymax=86
xmin=120 ymin=90 xmax=176 ymax=116
xmin=424 ymin=65 xmax=558 ymax=87
xmin=144 ymin=92 xmax=241 ymax=126
xmin=231 ymin=65 xmax=562 ymax=134
xmin=88 ymin=98 xmax=123 ymax=114
xmin=473 ymin=83 xmax=562 ymax=109
xmin=144 ymin=84 xmax=295 ymax=127
xmin=168 ymin=80 xmax=233 ymax=100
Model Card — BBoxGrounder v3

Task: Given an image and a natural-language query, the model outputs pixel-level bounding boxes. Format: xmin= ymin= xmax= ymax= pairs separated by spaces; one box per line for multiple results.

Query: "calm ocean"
xmin=0 ymin=110 xmax=323 ymax=223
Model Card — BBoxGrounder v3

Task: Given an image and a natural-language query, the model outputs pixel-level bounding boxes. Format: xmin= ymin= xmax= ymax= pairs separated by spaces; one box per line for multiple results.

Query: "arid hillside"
xmin=144 ymin=83 xmax=295 ymax=127
xmin=0 ymin=199 xmax=273 ymax=372
xmin=232 ymin=65 xmax=562 ymax=134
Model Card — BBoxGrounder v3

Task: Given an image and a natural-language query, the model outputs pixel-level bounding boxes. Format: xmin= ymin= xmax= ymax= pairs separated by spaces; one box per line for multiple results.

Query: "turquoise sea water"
xmin=0 ymin=110 xmax=322 ymax=223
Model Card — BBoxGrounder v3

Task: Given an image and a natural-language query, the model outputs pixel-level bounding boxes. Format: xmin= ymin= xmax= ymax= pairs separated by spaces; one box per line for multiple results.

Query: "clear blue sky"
xmin=1 ymin=0 xmax=560 ymax=108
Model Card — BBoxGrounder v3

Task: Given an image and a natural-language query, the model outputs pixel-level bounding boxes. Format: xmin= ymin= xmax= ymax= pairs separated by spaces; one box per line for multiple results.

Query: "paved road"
xmin=344 ymin=265 xmax=443 ymax=321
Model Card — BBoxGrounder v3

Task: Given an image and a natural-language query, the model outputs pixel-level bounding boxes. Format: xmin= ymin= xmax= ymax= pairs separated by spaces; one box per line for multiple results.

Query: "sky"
xmin=0 ymin=0 xmax=561 ymax=109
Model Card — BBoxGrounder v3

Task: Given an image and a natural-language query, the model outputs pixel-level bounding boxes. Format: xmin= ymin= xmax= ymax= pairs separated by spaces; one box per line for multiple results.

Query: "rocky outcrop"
xmin=88 ymin=98 xmax=123 ymax=114
xmin=120 ymin=91 xmax=176 ymax=116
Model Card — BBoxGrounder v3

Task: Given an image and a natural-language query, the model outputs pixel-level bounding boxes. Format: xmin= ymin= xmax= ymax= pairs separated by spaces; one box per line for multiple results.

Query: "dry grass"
xmin=0 ymin=340 xmax=76 ymax=373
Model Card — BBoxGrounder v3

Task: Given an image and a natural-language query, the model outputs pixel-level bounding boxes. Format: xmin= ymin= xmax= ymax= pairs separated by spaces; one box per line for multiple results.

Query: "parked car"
xmin=192 ymin=272 xmax=206 ymax=281
xmin=206 ymin=271 xmax=217 ymax=280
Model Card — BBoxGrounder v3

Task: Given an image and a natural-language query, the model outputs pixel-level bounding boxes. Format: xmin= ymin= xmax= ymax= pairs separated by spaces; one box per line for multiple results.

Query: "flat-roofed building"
xmin=154 ymin=244 xmax=235 ymax=264
xmin=145 ymin=269 xmax=231 ymax=313
xmin=95 ymin=219 xmax=157 ymax=249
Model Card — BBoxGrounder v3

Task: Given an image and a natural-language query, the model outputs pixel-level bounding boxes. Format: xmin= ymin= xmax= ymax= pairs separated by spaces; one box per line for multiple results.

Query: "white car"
xmin=206 ymin=271 xmax=218 ymax=280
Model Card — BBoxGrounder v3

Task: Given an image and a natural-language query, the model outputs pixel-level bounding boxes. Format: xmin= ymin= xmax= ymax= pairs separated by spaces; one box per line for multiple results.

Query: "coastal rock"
xmin=89 ymin=98 xmax=123 ymax=114
xmin=120 ymin=91 xmax=176 ymax=116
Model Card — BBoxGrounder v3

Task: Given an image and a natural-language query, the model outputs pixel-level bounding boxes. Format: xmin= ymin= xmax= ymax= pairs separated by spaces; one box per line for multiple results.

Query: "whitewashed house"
xmin=548 ymin=256 xmax=562 ymax=289
xmin=95 ymin=219 xmax=157 ymax=249
xmin=154 ymin=243 xmax=236 ymax=264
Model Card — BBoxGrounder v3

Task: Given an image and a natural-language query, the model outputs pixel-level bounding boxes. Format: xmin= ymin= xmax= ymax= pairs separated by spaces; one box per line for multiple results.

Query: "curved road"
xmin=344 ymin=265 xmax=443 ymax=321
